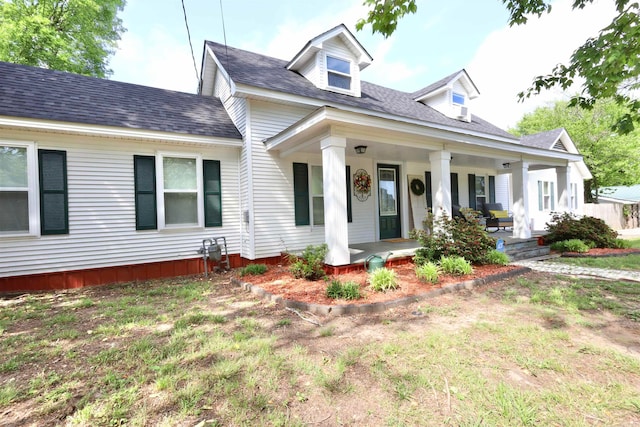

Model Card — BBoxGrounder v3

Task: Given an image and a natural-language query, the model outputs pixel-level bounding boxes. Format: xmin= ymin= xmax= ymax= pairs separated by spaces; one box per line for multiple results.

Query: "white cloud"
xmin=468 ymin=0 xmax=616 ymax=130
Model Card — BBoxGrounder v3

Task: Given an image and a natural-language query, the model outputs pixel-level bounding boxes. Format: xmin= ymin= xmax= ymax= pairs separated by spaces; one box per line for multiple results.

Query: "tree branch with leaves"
xmin=357 ymin=0 xmax=640 ymax=133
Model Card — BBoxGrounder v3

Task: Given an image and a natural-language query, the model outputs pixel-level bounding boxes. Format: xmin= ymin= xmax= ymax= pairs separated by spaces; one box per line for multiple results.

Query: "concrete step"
xmin=507 ymin=247 xmax=550 ymax=261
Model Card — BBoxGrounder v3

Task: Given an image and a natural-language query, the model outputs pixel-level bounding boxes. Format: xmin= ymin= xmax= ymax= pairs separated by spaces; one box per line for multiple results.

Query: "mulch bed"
xmin=560 ymin=247 xmax=640 ymax=258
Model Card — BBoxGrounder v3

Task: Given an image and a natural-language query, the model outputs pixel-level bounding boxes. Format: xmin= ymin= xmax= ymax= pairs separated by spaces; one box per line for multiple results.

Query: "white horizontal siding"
xmin=249 ymin=101 xmax=325 ymax=257
xmin=0 ymin=129 xmax=241 ymax=278
xmin=214 ymin=68 xmax=246 ymax=139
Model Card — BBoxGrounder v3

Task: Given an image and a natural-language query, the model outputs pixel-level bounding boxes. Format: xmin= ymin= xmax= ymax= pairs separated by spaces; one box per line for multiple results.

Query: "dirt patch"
xmin=237 ymin=263 xmax=522 ymax=306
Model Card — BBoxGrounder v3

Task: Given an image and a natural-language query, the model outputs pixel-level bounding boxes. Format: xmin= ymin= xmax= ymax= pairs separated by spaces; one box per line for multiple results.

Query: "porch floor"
xmin=348 ymin=230 xmax=547 ymax=265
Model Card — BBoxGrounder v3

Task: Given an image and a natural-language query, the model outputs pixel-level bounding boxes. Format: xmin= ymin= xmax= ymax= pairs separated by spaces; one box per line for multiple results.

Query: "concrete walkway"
xmin=513 ymin=260 xmax=640 ymax=282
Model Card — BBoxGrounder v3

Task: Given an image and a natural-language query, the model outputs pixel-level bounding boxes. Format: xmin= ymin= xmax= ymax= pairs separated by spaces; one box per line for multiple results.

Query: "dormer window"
xmin=452 ymin=92 xmax=465 ymax=105
xmin=326 ymin=56 xmax=351 ymax=90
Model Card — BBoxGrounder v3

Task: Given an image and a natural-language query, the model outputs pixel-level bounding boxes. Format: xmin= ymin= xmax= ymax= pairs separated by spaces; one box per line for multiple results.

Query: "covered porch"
xmin=265 ymin=107 xmax=583 ymax=267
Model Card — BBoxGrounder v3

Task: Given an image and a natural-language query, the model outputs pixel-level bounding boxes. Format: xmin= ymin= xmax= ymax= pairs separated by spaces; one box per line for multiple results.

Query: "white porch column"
xmin=511 ymin=161 xmax=532 ymax=238
xmin=556 ymin=165 xmax=572 ymax=212
xmin=321 ymin=136 xmax=350 ymax=266
xmin=429 ymin=151 xmax=452 ymax=220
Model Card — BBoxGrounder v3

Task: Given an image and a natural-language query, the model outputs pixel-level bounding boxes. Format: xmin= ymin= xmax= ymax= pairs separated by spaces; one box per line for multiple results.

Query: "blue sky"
xmin=110 ymin=0 xmax=615 ymax=129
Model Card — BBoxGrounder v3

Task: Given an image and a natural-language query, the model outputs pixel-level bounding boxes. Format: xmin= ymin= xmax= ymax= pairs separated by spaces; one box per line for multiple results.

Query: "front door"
xmin=378 ymin=164 xmax=401 ymax=239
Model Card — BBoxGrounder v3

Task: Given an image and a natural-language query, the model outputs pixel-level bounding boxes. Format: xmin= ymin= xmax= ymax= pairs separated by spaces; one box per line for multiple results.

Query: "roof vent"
xmin=457 ymin=106 xmax=469 ymax=121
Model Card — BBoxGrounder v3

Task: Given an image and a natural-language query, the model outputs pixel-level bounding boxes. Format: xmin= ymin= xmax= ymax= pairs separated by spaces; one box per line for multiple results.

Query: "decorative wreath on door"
xmin=410 ymin=178 xmax=425 ymax=196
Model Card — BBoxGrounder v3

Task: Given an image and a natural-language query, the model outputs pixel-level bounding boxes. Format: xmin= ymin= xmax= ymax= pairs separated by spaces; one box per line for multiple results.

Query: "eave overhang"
xmin=0 ymin=115 xmax=243 ymax=148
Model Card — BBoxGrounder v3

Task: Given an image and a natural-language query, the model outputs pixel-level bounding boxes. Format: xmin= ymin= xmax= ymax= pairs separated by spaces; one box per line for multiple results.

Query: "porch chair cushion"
xmin=481 ymin=203 xmax=513 ymax=230
xmin=489 ymin=209 xmax=509 ymax=218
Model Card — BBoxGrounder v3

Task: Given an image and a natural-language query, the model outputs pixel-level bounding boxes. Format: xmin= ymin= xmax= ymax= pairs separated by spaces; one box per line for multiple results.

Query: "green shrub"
xmin=613 ymin=238 xmax=631 ymax=249
xmin=326 ymin=280 xmax=362 ymax=300
xmin=550 ymin=239 xmax=589 ymax=253
xmin=341 ymin=281 xmax=362 ymax=300
xmin=545 ymin=212 xmax=619 ymax=248
xmin=326 ymin=280 xmax=343 ymax=299
xmin=369 ymin=268 xmax=399 ymax=292
xmin=485 ymin=249 xmax=510 ymax=265
xmin=415 ymin=262 xmax=440 ymax=283
xmin=410 ymin=214 xmax=496 ymax=265
xmin=439 ymin=256 xmax=473 ymax=276
xmin=238 ymin=264 xmax=268 ymax=276
xmin=288 ymin=244 xmax=328 ymax=281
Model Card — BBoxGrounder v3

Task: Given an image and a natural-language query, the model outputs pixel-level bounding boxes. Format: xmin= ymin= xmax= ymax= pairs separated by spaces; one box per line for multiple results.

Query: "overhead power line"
xmin=181 ymin=0 xmax=199 ymax=86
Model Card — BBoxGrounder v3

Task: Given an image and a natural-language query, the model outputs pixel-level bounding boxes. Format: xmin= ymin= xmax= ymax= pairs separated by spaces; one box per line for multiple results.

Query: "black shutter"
xmin=450 ymin=172 xmax=459 ymax=206
xmin=204 ymin=160 xmax=222 ymax=227
xmin=425 ymin=171 xmax=433 ymax=209
xmin=468 ymin=174 xmax=476 ymax=210
xmin=133 ymin=155 xmax=157 ymax=230
xmin=489 ymin=175 xmax=496 ymax=203
xmin=293 ymin=163 xmax=309 ymax=225
xmin=346 ymin=165 xmax=352 ymax=223
xmin=38 ymin=150 xmax=68 ymax=235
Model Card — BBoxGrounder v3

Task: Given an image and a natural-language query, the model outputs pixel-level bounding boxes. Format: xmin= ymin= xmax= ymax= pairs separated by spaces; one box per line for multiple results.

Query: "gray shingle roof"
xmin=411 ymin=69 xmax=465 ymax=100
xmin=520 ymin=128 xmax=564 ymax=149
xmin=0 ymin=61 xmax=241 ymax=140
xmin=207 ymin=42 xmax=516 ymax=141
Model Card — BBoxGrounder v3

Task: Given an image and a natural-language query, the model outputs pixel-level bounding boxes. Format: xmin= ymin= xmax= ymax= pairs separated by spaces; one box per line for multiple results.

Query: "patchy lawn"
xmin=1 ymin=270 xmax=640 ymax=426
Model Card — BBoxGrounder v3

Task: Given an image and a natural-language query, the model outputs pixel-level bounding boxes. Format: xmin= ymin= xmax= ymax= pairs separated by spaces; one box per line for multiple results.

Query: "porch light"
xmin=354 ymin=145 xmax=367 ymax=154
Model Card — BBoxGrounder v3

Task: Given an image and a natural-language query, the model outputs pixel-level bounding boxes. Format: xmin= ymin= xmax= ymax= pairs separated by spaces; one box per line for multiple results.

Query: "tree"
xmin=0 ymin=0 xmax=126 ymax=78
xmin=356 ymin=0 xmax=640 ymax=133
xmin=510 ymin=99 xmax=640 ymax=200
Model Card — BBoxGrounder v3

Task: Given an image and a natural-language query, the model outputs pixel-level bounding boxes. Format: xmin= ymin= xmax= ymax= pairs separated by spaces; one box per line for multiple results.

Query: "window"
xmin=326 ymin=56 xmax=351 ymax=90
xmin=570 ymin=183 xmax=578 ymax=210
xmin=311 ymin=166 xmax=324 ymax=225
xmin=133 ymin=155 xmax=221 ymax=230
xmin=452 ymin=92 xmax=465 ymax=105
xmin=538 ymin=180 xmax=555 ymax=211
xmin=0 ymin=143 xmax=67 ymax=236
xmin=475 ymin=175 xmax=486 ymax=209
xmin=293 ymin=163 xmax=352 ymax=226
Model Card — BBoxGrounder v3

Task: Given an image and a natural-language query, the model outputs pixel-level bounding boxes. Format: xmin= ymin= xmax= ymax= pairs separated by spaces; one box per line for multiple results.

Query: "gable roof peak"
xmin=287 ymin=23 xmax=373 ymax=72
xmin=412 ymin=69 xmax=479 ymax=102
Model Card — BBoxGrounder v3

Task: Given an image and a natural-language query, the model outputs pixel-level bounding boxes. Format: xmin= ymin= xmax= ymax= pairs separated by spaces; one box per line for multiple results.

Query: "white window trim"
xmin=570 ymin=182 xmax=578 ymax=210
xmin=156 ymin=152 xmax=204 ymax=230
xmin=1 ymin=140 xmax=39 ymax=237
xmin=452 ymin=91 xmax=466 ymax=106
xmin=541 ymin=180 xmax=552 ymax=211
xmin=310 ymin=164 xmax=324 ymax=227
xmin=324 ymin=53 xmax=354 ymax=95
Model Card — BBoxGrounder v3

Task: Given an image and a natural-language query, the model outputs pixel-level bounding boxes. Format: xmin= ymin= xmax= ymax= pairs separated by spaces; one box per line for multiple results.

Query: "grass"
xmin=548 ymin=237 xmax=640 ymax=271
xmin=1 ymin=272 xmax=639 ymax=425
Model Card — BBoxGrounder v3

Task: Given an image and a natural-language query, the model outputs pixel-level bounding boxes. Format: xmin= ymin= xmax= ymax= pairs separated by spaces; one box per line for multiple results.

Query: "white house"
xmin=0 ymin=24 xmax=591 ymax=292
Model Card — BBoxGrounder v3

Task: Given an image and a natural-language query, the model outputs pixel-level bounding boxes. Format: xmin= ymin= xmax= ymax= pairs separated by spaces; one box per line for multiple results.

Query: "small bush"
xmin=545 ymin=212 xmax=619 ymax=248
xmin=326 ymin=280 xmax=362 ymax=300
xmin=289 ymin=244 xmax=328 ymax=281
xmin=485 ymin=249 xmax=510 ymax=266
xmin=411 ymin=214 xmax=497 ymax=265
xmin=415 ymin=262 xmax=440 ymax=283
xmin=369 ymin=268 xmax=399 ymax=292
xmin=439 ymin=256 xmax=473 ymax=276
xmin=341 ymin=281 xmax=362 ymax=300
xmin=238 ymin=264 xmax=268 ymax=276
xmin=550 ymin=239 xmax=589 ymax=253
xmin=613 ymin=238 xmax=631 ymax=249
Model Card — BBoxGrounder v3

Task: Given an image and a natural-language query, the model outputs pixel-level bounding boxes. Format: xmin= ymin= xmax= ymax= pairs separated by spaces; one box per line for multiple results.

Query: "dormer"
xmin=412 ymin=69 xmax=480 ymax=122
xmin=286 ymin=24 xmax=373 ymax=97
